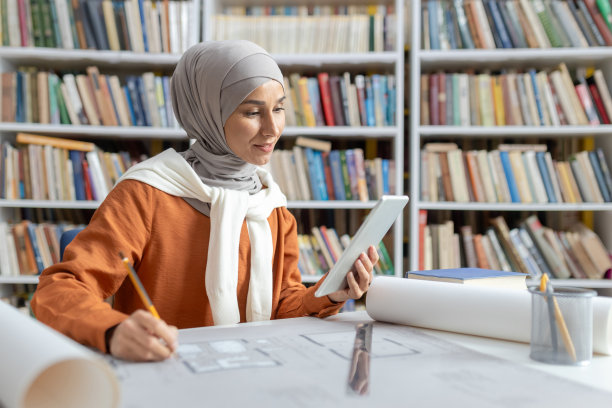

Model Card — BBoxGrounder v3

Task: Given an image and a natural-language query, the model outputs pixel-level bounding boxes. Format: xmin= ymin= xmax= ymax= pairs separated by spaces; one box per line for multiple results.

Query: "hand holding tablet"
xmin=315 ymin=195 xmax=409 ymax=298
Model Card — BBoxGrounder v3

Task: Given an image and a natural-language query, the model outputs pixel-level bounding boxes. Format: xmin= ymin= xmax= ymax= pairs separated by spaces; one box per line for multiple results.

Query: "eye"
xmin=244 ymin=111 xmax=261 ymax=117
xmin=274 ymin=106 xmax=285 ymax=113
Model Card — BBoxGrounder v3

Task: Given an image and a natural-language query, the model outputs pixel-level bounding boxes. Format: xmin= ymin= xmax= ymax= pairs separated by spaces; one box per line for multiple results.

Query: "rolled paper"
xmin=366 ymin=276 xmax=612 ymax=355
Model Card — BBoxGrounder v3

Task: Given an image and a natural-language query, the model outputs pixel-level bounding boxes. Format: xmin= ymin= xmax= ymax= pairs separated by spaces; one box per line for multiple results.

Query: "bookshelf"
xmin=0 ymin=0 xmax=405 ymax=298
xmin=408 ymin=0 xmax=612 ymax=288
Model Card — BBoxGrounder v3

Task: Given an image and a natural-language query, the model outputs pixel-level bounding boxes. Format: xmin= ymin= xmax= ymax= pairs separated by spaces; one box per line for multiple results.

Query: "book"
xmin=406 ymin=267 xmax=527 ymax=290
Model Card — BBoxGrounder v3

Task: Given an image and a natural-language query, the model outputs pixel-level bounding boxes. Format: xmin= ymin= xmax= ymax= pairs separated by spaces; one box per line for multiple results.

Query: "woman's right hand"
xmin=109 ymin=310 xmax=178 ymax=361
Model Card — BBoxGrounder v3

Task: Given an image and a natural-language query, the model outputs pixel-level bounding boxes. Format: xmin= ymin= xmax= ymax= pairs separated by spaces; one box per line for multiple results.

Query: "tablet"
xmin=314 ymin=195 xmax=409 ymax=297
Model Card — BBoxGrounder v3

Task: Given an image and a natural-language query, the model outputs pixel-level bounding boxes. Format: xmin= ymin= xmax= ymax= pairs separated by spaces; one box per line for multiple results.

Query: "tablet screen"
xmin=314 ymin=195 xmax=409 ymax=297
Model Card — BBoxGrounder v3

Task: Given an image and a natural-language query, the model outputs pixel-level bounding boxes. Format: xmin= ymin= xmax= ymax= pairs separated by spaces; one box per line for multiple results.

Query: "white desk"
xmin=114 ymin=311 xmax=612 ymax=407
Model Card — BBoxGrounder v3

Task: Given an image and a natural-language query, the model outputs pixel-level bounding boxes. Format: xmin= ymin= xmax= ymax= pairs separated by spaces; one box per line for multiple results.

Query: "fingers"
xmin=109 ymin=310 xmax=178 ymax=362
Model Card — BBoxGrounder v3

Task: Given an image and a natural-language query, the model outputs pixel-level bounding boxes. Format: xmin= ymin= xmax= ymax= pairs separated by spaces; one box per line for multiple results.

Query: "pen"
xmin=540 ymin=274 xmax=577 ymax=362
xmin=119 ymin=251 xmax=160 ymax=319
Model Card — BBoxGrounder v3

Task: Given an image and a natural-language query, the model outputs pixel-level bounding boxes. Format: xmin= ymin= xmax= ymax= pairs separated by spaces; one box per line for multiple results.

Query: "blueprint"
xmin=111 ymin=313 xmax=612 ymax=408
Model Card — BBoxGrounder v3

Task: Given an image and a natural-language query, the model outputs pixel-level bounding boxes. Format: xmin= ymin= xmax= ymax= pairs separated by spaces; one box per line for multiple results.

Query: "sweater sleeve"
xmin=30 ymin=180 xmax=153 ymax=353
xmin=274 ymin=208 xmax=344 ymax=319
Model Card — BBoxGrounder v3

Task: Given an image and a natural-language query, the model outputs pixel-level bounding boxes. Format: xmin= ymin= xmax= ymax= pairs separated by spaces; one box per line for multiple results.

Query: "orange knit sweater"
xmin=31 ymin=180 xmax=341 ymax=353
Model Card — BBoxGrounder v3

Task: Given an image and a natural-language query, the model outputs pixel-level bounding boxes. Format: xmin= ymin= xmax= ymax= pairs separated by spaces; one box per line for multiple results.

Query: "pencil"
xmin=540 ymin=274 xmax=577 ymax=362
xmin=119 ymin=251 xmax=160 ymax=319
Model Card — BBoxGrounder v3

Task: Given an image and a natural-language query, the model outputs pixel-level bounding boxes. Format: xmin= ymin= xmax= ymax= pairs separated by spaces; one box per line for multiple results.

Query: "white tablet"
xmin=314 ymin=195 xmax=409 ymax=297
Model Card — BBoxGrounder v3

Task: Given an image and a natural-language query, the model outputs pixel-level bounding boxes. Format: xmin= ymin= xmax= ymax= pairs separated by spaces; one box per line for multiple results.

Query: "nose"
xmin=261 ymin=111 xmax=284 ymax=138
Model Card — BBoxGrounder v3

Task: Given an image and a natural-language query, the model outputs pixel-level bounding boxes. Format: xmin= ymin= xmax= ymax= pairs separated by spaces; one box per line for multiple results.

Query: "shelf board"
xmin=0 ymin=200 xmax=100 ymax=209
xmin=300 ymin=275 xmax=322 ymax=284
xmin=288 ymin=200 xmax=378 ymax=209
xmin=0 ymin=276 xmax=39 ymax=284
xmin=419 ymin=48 xmax=612 ymax=70
xmin=0 ymin=47 xmax=399 ymax=70
xmin=419 ymin=125 xmax=612 ymax=138
xmin=418 ymin=202 xmax=612 ymax=211
xmin=526 ymin=279 xmax=612 ymax=289
xmin=0 ymin=123 xmax=188 ymax=139
xmin=0 ymin=47 xmax=182 ymax=69
xmin=0 ymin=123 xmax=398 ymax=139
xmin=0 ymin=199 xmax=379 ymax=210
xmin=283 ymin=126 xmax=398 ymax=138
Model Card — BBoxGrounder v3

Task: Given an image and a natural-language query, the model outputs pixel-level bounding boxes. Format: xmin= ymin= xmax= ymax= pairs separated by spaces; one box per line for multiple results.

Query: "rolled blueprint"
xmin=366 ymin=276 xmax=612 ymax=355
xmin=0 ymin=302 xmax=119 ymax=408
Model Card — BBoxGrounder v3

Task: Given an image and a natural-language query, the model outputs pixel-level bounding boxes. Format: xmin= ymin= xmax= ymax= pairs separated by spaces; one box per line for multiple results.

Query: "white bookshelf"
xmin=0 ymin=0 xmax=406 ymax=292
xmin=408 ymin=0 xmax=612 ymax=288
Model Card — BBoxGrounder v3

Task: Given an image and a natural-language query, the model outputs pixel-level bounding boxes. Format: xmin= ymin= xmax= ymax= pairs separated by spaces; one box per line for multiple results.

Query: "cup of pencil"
xmin=529 ymin=276 xmax=596 ymax=366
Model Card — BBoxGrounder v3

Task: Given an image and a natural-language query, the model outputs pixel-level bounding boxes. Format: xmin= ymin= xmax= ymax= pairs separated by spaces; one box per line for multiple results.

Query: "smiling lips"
xmin=254 ymin=143 xmax=275 ymax=152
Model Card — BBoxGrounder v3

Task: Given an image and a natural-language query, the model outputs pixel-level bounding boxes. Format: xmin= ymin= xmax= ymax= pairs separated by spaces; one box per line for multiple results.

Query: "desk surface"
xmin=115 ymin=311 xmax=612 ymax=408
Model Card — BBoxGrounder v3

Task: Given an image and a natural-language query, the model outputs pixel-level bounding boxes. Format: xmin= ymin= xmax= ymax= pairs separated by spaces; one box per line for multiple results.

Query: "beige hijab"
xmin=171 ymin=40 xmax=285 ymax=215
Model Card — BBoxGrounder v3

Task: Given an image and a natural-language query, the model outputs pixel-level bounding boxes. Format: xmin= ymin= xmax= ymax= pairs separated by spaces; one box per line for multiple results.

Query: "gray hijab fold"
xmin=170 ymin=40 xmax=284 ymax=216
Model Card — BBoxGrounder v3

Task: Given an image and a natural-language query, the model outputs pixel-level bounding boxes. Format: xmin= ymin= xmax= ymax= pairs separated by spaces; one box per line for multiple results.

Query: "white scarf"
xmin=117 ymin=149 xmax=287 ymax=325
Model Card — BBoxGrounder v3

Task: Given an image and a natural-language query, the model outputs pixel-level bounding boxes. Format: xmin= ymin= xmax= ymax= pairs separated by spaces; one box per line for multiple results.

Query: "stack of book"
xmin=0 ymin=220 xmax=84 ymax=277
xmin=283 ymin=73 xmax=396 ymax=127
xmin=420 ymin=143 xmax=612 ymax=203
xmin=214 ymin=4 xmax=396 ymax=53
xmin=420 ymin=65 xmax=612 ymax=126
xmin=298 ymin=225 xmax=394 ymax=277
xmin=422 ymin=0 xmax=612 ymax=50
xmin=1 ymin=67 xmax=178 ymax=127
xmin=269 ymin=138 xmax=395 ymax=202
xmin=1 ymin=0 xmax=198 ymax=53
xmin=0 ymin=133 xmax=147 ymax=201
xmin=419 ymin=212 xmax=612 ymax=279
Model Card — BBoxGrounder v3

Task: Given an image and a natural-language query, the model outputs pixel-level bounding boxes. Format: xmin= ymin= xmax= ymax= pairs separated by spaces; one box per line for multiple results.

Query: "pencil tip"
xmin=119 ymin=251 xmax=125 ymax=259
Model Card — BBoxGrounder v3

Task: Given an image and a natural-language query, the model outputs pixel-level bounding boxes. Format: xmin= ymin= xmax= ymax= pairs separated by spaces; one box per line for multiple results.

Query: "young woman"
xmin=31 ymin=40 xmax=378 ymax=362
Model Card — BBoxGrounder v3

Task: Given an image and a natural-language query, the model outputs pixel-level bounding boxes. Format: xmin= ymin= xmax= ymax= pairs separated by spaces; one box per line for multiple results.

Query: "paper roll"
xmin=366 ymin=276 xmax=612 ymax=355
xmin=0 ymin=302 xmax=119 ymax=408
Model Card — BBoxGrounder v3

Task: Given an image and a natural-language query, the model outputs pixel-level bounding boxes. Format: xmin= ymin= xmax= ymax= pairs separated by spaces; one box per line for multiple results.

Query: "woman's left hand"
xmin=327 ymin=245 xmax=379 ymax=303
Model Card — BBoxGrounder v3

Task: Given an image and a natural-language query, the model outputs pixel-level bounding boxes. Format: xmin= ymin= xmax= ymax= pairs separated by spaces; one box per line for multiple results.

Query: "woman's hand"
xmin=109 ymin=310 xmax=178 ymax=361
xmin=327 ymin=245 xmax=379 ymax=303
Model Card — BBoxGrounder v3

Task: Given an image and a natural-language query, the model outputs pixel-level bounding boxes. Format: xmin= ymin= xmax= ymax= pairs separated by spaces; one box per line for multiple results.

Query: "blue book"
xmin=70 ymin=150 xmax=86 ymax=200
xmin=304 ymin=148 xmax=321 ymax=201
xmin=596 ymin=148 xmax=612 ymax=197
xmin=162 ymin=76 xmax=173 ymax=127
xmin=427 ymin=1 xmax=440 ymax=49
xmin=126 ymin=77 xmax=145 ymax=126
xmin=529 ymin=69 xmax=545 ymax=126
xmin=123 ymin=85 xmax=137 ymax=126
xmin=138 ymin=0 xmax=149 ymax=52
xmin=313 ymin=150 xmax=329 ymax=200
xmin=500 ymin=151 xmax=520 ymax=203
xmin=135 ymin=77 xmax=152 ymax=126
xmin=382 ymin=159 xmax=390 ymax=195
xmin=85 ymin=0 xmax=109 ymax=50
xmin=25 ymin=222 xmax=45 ymax=274
xmin=345 ymin=149 xmax=358 ymax=199
xmin=364 ymin=77 xmax=376 ymax=126
xmin=387 ymin=75 xmax=396 ymax=126
xmin=15 ymin=72 xmax=24 ymax=122
xmin=487 ymin=0 xmax=513 ymax=48
xmin=328 ymin=150 xmax=346 ymax=200
xmin=306 ymin=77 xmax=325 ymax=126
xmin=445 ymin=8 xmax=458 ymax=49
xmin=535 ymin=152 xmax=557 ymax=203
xmin=589 ymin=151 xmax=612 ymax=202
xmin=405 ymin=268 xmax=527 ymax=289
xmin=379 ymin=75 xmax=388 ymax=126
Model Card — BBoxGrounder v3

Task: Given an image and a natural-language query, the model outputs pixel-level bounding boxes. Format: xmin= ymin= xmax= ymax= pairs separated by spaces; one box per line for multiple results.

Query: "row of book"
xmin=297 ymin=225 xmax=394 ymax=277
xmin=1 ymin=67 xmax=179 ymax=127
xmin=421 ymin=143 xmax=612 ymax=204
xmin=0 ymin=134 xmax=146 ymax=201
xmin=419 ymin=211 xmax=612 ymax=280
xmin=1 ymin=0 xmax=198 ymax=54
xmin=422 ymin=0 xmax=612 ymax=50
xmin=0 ymin=284 xmax=35 ymax=314
xmin=268 ymin=142 xmax=395 ymax=202
xmin=214 ymin=4 xmax=396 ymax=53
xmin=0 ymin=220 xmax=84 ymax=276
xmin=420 ymin=65 xmax=612 ymax=126
xmin=283 ymin=73 xmax=396 ymax=128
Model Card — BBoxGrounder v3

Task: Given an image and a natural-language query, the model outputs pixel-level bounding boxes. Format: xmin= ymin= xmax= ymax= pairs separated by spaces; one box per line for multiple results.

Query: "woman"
xmin=31 ymin=40 xmax=378 ymax=362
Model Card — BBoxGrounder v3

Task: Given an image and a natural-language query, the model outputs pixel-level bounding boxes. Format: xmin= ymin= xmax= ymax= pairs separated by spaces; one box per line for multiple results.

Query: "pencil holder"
xmin=529 ymin=287 xmax=596 ymax=366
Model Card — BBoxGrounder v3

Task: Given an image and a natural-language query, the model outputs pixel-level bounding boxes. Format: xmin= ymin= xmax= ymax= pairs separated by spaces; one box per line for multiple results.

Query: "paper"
xmin=110 ymin=313 xmax=612 ymax=407
xmin=0 ymin=302 xmax=119 ymax=408
xmin=366 ymin=276 xmax=612 ymax=355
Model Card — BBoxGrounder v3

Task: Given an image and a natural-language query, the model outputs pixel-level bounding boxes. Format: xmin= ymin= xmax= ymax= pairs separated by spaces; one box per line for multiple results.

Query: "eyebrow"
xmin=241 ymin=96 xmax=286 ymax=106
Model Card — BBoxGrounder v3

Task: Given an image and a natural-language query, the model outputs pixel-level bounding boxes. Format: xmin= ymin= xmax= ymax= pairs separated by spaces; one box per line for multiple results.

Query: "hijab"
xmin=171 ymin=40 xmax=285 ymax=215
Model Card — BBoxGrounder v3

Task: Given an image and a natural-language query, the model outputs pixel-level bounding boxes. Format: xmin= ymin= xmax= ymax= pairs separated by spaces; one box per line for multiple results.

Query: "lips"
xmin=254 ymin=143 xmax=274 ymax=153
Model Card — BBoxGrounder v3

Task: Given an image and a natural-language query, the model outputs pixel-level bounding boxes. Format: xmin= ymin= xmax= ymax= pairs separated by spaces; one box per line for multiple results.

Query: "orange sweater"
xmin=31 ymin=180 xmax=341 ymax=353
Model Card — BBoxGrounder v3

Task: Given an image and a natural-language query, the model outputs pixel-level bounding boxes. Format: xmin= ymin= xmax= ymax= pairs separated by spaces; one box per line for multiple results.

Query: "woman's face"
xmin=224 ymin=80 xmax=286 ymax=165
